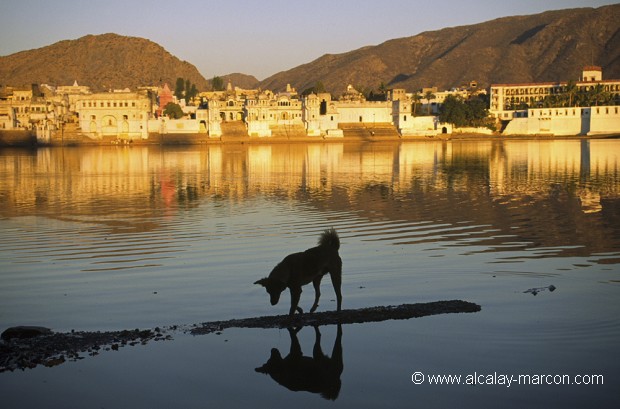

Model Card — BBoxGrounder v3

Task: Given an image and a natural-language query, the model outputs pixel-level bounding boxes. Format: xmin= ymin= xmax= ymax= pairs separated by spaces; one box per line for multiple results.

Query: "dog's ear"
xmin=254 ymin=277 xmax=269 ymax=287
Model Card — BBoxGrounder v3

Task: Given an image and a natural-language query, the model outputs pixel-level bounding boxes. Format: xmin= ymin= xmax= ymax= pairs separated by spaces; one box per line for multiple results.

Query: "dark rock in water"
xmin=191 ymin=300 xmax=482 ymax=335
xmin=1 ymin=326 xmax=52 ymax=341
xmin=0 ymin=300 xmax=481 ymax=373
xmin=0 ymin=327 xmax=168 ymax=373
xmin=523 ymin=285 xmax=557 ymax=296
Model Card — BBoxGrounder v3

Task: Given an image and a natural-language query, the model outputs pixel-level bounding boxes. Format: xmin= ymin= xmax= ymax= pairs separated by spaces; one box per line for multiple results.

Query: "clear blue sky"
xmin=0 ymin=0 xmax=616 ymax=80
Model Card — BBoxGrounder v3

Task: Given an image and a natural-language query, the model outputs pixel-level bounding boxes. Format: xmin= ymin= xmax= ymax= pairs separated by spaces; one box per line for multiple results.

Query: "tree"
xmin=187 ymin=83 xmax=198 ymax=102
xmin=411 ymin=93 xmax=422 ymax=116
xmin=564 ymin=80 xmax=578 ymax=107
xmin=466 ymin=96 xmax=489 ymax=127
xmin=368 ymin=82 xmax=388 ymax=101
xmin=301 ymin=81 xmax=326 ymax=96
xmin=175 ymin=77 xmax=185 ymax=100
xmin=211 ymin=76 xmax=225 ymax=91
xmin=542 ymin=94 xmax=560 ymax=108
xmin=439 ymin=95 xmax=467 ymax=127
xmin=424 ymin=90 xmax=436 ymax=115
xmin=439 ymin=95 xmax=490 ymax=128
xmin=163 ymin=102 xmax=184 ymax=119
xmin=588 ymin=83 xmax=610 ymax=106
xmin=172 ymin=78 xmax=200 ymax=103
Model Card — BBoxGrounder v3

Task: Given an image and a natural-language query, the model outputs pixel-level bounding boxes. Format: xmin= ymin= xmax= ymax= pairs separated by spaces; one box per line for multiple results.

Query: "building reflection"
xmin=0 ymin=140 xmax=618 ymax=235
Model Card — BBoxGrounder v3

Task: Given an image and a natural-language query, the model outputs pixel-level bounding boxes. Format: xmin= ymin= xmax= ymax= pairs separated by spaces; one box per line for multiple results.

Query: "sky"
xmin=0 ymin=0 xmax=617 ymax=81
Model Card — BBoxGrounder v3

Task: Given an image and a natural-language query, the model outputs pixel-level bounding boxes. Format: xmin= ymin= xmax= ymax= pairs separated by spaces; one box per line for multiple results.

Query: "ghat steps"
xmin=338 ymin=123 xmax=401 ymax=140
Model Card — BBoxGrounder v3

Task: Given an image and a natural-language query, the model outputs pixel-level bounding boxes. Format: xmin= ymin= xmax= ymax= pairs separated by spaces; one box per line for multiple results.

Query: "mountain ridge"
xmin=0 ymin=33 xmax=209 ymax=91
xmin=1 ymin=5 xmax=618 ymax=95
xmin=259 ymin=5 xmax=620 ymax=94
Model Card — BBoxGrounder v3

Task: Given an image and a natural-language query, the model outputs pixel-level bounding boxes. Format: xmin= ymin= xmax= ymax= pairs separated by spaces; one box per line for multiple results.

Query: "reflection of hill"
xmin=0 ymin=141 xmax=618 ymax=256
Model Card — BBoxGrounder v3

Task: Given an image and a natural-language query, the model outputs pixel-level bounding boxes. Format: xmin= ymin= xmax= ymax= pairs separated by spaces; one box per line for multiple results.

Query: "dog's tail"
xmin=318 ymin=228 xmax=340 ymax=250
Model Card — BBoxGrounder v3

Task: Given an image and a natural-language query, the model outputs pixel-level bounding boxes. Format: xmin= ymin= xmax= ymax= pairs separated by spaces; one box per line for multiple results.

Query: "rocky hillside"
xmin=2 ymin=5 xmax=618 ymax=95
xmin=0 ymin=33 xmax=209 ymax=91
xmin=260 ymin=5 xmax=620 ymax=94
xmin=217 ymin=73 xmax=260 ymax=90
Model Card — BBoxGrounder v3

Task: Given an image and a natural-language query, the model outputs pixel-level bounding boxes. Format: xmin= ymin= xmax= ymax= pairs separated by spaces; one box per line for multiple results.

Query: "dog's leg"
xmin=310 ymin=276 xmax=323 ymax=313
xmin=289 ymin=287 xmax=303 ymax=315
xmin=332 ymin=324 xmax=344 ymax=375
xmin=329 ymin=257 xmax=343 ymax=311
xmin=312 ymin=325 xmax=325 ymax=359
xmin=287 ymin=327 xmax=303 ymax=358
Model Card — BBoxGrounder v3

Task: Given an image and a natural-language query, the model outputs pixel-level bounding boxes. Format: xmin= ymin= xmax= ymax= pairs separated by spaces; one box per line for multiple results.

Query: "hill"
xmin=259 ymin=5 xmax=620 ymax=95
xmin=217 ymin=73 xmax=260 ymax=90
xmin=0 ymin=33 xmax=209 ymax=91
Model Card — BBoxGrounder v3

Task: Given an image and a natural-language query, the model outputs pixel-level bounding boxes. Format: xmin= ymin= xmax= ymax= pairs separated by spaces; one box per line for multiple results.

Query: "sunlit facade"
xmin=76 ymin=91 xmax=153 ymax=140
xmin=490 ymin=66 xmax=620 ymax=135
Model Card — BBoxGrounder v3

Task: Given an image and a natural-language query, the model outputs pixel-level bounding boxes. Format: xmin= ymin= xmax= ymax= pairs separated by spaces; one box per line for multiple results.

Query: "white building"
xmin=76 ymin=91 xmax=153 ymax=140
xmin=490 ymin=66 xmax=620 ymax=119
xmin=493 ymin=67 xmax=620 ymax=136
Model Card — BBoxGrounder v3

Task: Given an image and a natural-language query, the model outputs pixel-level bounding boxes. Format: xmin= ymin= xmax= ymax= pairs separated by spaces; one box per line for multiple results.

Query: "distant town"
xmin=0 ymin=65 xmax=619 ymax=145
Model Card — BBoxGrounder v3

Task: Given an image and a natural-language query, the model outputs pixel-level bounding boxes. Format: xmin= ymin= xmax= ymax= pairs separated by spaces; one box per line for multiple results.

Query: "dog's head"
xmin=254 ymin=277 xmax=286 ymax=306
xmin=255 ymin=348 xmax=283 ymax=374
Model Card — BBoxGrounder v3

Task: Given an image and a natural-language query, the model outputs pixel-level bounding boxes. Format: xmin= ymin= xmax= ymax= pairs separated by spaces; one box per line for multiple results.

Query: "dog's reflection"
xmin=255 ymin=324 xmax=343 ymax=400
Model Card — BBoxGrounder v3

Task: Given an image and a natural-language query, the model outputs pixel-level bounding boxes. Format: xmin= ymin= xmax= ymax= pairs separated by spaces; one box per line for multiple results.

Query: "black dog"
xmin=254 ymin=228 xmax=342 ymax=315
xmin=255 ymin=325 xmax=343 ymax=400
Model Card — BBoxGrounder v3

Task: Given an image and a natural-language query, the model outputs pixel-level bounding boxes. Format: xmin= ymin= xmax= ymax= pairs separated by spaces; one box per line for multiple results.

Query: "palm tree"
xmin=564 ymin=80 xmax=578 ymax=107
xmin=588 ymin=84 xmax=609 ymax=106
xmin=412 ymin=93 xmax=422 ymax=116
xmin=424 ymin=90 xmax=436 ymax=115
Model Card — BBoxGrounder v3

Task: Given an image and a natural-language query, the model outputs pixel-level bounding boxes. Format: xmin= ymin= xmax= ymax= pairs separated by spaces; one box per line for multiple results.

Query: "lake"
xmin=1 ymin=139 xmax=619 ymax=408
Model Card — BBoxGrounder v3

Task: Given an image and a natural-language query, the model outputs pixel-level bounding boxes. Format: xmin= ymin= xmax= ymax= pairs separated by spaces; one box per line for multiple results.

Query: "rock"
xmin=0 ymin=300 xmax=481 ymax=372
xmin=523 ymin=285 xmax=557 ymax=296
xmin=1 ymin=326 xmax=52 ymax=341
xmin=191 ymin=300 xmax=482 ymax=335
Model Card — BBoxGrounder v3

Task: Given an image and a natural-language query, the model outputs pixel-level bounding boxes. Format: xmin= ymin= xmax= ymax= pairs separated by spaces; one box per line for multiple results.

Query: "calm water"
xmin=1 ymin=140 xmax=619 ymax=408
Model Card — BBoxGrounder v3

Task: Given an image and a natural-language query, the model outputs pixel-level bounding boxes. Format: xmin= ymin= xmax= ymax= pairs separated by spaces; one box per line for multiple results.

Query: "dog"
xmin=255 ymin=325 xmax=343 ymax=400
xmin=254 ymin=228 xmax=342 ymax=315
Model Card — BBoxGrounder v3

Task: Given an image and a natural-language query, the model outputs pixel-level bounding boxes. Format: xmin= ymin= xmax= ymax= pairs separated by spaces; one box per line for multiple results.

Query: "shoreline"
xmin=1 ymin=130 xmax=619 ymax=148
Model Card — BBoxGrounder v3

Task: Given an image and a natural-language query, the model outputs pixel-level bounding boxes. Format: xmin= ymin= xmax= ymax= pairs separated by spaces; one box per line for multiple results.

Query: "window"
xmin=320 ymin=100 xmax=327 ymax=115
